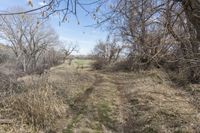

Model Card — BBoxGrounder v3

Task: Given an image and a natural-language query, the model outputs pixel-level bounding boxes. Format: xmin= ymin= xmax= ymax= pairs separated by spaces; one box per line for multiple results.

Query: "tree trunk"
xmin=31 ymin=55 xmax=37 ymax=71
xmin=182 ymin=0 xmax=200 ymax=53
xmin=23 ymin=57 xmax=27 ymax=73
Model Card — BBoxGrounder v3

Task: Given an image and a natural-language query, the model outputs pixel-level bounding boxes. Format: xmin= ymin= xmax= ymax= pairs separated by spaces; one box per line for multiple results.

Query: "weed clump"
xmin=1 ymin=83 xmax=66 ymax=131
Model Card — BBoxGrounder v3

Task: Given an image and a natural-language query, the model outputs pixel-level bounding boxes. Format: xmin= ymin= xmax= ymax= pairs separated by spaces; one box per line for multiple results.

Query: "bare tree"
xmin=0 ymin=0 xmax=198 ymax=82
xmin=93 ymin=39 xmax=123 ymax=64
xmin=0 ymin=11 xmax=59 ymax=73
xmin=162 ymin=0 xmax=200 ymax=83
xmin=62 ymin=43 xmax=78 ymax=57
xmin=61 ymin=42 xmax=78 ymax=64
xmin=0 ymin=0 xmax=199 ymax=33
xmin=0 ymin=0 xmax=104 ymax=23
xmin=102 ymin=0 xmax=168 ymax=68
xmin=102 ymin=0 xmax=199 ymax=82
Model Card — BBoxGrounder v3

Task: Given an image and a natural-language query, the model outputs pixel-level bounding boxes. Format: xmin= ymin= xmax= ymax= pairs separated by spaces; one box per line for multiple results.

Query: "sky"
xmin=0 ymin=0 xmax=108 ymax=55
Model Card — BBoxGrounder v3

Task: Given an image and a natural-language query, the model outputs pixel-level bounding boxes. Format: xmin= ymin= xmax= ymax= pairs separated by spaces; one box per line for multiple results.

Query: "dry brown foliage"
xmin=0 ymin=82 xmax=66 ymax=132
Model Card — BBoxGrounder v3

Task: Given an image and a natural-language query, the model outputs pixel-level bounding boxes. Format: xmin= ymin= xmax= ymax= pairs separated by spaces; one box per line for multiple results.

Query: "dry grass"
xmin=1 ymin=60 xmax=200 ymax=133
xmin=65 ymin=74 xmax=124 ymax=132
xmin=0 ymin=72 xmax=22 ymax=100
xmin=0 ymin=82 xmax=67 ymax=132
xmin=113 ymin=69 xmax=200 ymax=132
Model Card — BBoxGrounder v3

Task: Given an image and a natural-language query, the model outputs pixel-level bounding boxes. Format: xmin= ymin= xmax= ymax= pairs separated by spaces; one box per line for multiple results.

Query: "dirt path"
xmin=48 ymin=62 xmax=200 ymax=133
xmin=4 ymin=61 xmax=200 ymax=133
xmin=61 ymin=72 xmax=126 ymax=133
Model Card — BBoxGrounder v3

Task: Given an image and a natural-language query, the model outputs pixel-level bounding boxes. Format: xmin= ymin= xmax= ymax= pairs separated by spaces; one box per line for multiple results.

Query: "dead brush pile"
xmin=0 ymin=81 xmax=66 ymax=132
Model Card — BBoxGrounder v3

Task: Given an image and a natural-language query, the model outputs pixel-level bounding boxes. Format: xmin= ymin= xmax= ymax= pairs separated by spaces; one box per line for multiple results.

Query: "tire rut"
xmin=71 ymin=73 xmax=104 ymax=112
xmin=110 ymin=77 xmax=132 ymax=133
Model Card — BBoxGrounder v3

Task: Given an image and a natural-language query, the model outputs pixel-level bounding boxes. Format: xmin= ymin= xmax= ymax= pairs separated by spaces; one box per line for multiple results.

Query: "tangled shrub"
xmin=92 ymin=59 xmax=108 ymax=70
xmin=0 ymin=72 xmax=22 ymax=99
xmin=0 ymin=54 xmax=8 ymax=64
xmin=4 ymin=84 xmax=66 ymax=130
xmin=169 ymin=64 xmax=200 ymax=86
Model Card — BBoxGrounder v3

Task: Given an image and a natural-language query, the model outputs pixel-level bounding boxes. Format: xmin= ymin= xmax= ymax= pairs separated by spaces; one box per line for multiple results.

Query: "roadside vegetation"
xmin=0 ymin=0 xmax=200 ymax=132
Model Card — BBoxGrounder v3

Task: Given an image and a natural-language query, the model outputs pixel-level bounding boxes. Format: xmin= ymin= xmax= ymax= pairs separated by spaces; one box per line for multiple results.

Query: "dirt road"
xmin=48 ymin=61 xmax=200 ymax=133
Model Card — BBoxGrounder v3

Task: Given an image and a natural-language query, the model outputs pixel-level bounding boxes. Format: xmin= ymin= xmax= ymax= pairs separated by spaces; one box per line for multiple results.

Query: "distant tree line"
xmin=0 ymin=0 xmax=199 ymax=84
xmin=0 ymin=9 xmax=78 ymax=75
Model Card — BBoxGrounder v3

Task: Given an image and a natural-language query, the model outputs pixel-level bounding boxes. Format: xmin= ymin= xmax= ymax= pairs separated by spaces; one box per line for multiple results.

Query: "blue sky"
xmin=0 ymin=0 xmax=108 ymax=55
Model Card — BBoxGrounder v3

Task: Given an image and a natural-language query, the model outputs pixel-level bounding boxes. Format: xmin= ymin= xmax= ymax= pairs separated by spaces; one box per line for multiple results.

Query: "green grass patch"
xmin=97 ymin=103 xmax=117 ymax=130
xmin=73 ymin=59 xmax=94 ymax=67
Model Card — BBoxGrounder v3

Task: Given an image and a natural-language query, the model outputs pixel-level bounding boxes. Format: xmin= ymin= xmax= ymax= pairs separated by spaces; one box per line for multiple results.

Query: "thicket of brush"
xmin=0 ymin=45 xmax=66 ymax=131
xmin=92 ymin=40 xmax=200 ymax=86
xmin=0 ymin=74 xmax=66 ymax=132
xmin=91 ymin=0 xmax=200 ymax=86
xmin=0 ymin=44 xmax=64 ymax=77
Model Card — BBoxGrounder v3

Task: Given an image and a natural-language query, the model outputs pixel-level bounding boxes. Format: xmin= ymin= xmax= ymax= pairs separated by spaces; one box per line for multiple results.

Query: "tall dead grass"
xmin=0 ymin=82 xmax=66 ymax=132
xmin=0 ymin=72 xmax=21 ymax=100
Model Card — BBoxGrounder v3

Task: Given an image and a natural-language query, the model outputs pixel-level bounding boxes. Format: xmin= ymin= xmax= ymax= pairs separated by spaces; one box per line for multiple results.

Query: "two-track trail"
xmin=48 ymin=62 xmax=200 ymax=133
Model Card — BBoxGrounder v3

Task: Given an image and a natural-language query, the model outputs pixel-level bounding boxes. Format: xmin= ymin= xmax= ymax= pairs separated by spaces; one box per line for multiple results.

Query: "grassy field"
xmin=73 ymin=59 xmax=94 ymax=66
xmin=65 ymin=59 xmax=94 ymax=70
xmin=1 ymin=59 xmax=200 ymax=133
